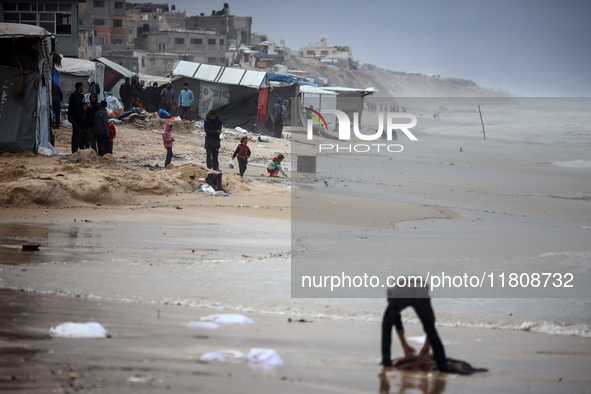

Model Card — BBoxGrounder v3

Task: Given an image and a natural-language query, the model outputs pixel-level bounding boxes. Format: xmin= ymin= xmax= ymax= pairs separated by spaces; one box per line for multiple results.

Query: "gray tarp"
xmin=0 ymin=68 xmax=40 ymax=152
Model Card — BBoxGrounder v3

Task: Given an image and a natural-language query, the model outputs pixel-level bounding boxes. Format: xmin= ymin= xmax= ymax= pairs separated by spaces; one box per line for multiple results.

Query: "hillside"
xmin=283 ymin=55 xmax=509 ymax=98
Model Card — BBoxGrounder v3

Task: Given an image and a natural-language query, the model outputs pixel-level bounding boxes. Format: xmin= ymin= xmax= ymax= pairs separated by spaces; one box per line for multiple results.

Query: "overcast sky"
xmin=138 ymin=0 xmax=591 ymax=97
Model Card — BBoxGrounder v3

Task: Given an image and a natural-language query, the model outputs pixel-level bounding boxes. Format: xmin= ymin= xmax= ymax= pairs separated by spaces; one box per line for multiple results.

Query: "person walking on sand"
xmin=150 ymin=82 xmax=161 ymax=113
xmin=177 ymin=82 xmax=194 ymax=119
xmin=381 ymin=277 xmax=450 ymax=373
xmin=94 ymin=100 xmax=110 ymax=156
xmin=267 ymin=154 xmax=287 ymax=177
xmin=68 ymin=82 xmax=85 ymax=153
xmin=162 ymin=122 xmax=175 ymax=168
xmin=204 ymin=110 xmax=222 ymax=171
xmin=85 ymin=93 xmax=100 ymax=152
xmin=232 ymin=137 xmax=251 ymax=177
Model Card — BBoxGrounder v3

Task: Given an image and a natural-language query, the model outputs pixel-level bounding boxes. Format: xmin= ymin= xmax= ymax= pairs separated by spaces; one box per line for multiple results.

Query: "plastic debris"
xmin=200 ymin=313 xmax=254 ymax=324
xmin=49 ymin=322 xmax=109 ymax=338
xmin=187 ymin=321 xmax=221 ymax=329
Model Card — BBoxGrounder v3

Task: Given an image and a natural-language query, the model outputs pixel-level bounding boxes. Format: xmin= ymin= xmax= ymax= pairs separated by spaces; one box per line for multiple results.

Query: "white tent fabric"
xmin=95 ymin=57 xmax=135 ymax=78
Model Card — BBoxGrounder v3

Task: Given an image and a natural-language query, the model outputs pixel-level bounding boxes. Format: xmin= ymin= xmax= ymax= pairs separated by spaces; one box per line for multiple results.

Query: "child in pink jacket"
xmin=162 ymin=122 xmax=174 ymax=167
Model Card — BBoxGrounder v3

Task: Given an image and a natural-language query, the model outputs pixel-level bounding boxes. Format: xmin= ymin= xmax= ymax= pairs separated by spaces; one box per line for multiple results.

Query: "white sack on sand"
xmin=187 ymin=321 xmax=221 ymax=329
xmin=200 ymin=349 xmax=245 ymax=362
xmin=246 ymin=348 xmax=284 ymax=366
xmin=49 ymin=322 xmax=109 ymax=338
xmin=200 ymin=313 xmax=254 ymax=324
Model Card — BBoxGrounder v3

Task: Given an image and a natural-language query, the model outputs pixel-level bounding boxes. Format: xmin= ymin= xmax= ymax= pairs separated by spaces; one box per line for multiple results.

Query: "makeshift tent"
xmin=320 ymin=87 xmax=376 ymax=125
xmin=298 ymin=85 xmax=338 ymax=131
xmin=0 ymin=23 xmax=56 ymax=154
xmin=57 ymin=56 xmax=106 ymax=101
xmin=171 ymin=60 xmax=273 ymax=133
xmin=92 ymin=57 xmax=135 ymax=99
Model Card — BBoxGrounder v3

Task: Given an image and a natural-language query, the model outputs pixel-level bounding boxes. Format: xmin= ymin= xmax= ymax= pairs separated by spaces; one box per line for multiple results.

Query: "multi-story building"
xmin=79 ymin=0 xmax=126 ymax=47
xmin=0 ymin=0 xmax=84 ymax=57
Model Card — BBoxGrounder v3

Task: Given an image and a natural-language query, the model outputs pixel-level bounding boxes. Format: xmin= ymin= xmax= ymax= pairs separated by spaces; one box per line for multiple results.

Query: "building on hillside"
xmin=185 ymin=3 xmax=251 ymax=47
xmin=0 ymin=0 xmax=84 ymax=57
xmin=101 ymin=49 xmax=190 ymax=76
xmin=299 ymin=35 xmax=352 ymax=60
xmin=79 ymin=0 xmax=126 ymax=49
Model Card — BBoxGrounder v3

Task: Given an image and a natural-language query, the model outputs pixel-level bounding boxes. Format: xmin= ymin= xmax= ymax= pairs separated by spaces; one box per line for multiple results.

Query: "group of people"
xmin=122 ymin=80 xmax=194 ymax=119
xmin=67 ymin=82 xmax=114 ymax=155
xmin=162 ymin=110 xmax=287 ymax=178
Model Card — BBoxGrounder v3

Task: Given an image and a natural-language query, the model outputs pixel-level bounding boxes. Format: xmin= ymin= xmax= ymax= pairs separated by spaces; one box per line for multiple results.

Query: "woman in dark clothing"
xmin=204 ymin=110 xmax=223 ymax=171
xmin=150 ymin=82 xmax=161 ymax=112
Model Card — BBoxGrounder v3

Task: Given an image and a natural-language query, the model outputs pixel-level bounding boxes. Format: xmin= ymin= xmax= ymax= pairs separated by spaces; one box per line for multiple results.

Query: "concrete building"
xmin=185 ymin=3 xmax=251 ymax=47
xmin=299 ymin=35 xmax=352 ymax=59
xmin=0 ymin=0 xmax=84 ymax=57
xmin=79 ymin=0 xmax=126 ymax=47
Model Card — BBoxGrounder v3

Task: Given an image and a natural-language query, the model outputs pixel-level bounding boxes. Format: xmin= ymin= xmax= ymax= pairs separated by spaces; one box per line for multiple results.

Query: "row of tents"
xmin=0 ymin=22 xmax=375 ymax=154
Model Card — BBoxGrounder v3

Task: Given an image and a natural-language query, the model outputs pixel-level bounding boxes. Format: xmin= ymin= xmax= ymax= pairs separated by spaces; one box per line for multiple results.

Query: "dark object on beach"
xmin=206 ymin=173 xmax=223 ymax=191
xmin=288 ymin=318 xmax=312 ymax=323
xmin=392 ymin=355 xmax=488 ymax=375
xmin=22 ymin=245 xmax=40 ymax=251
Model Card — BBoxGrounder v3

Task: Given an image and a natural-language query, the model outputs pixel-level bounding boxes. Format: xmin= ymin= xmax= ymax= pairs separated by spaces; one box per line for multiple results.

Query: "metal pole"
xmin=478 ymin=104 xmax=486 ymax=140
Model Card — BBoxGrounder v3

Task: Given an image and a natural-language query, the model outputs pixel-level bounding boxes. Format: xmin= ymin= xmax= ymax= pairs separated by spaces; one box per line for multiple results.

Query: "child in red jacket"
xmin=232 ymin=137 xmax=251 ymax=177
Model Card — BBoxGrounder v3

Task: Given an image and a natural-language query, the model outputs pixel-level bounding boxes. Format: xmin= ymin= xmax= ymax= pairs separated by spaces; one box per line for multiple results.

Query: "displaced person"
xmin=52 ymin=81 xmax=63 ymax=128
xmin=94 ymin=100 xmax=110 ymax=156
xmin=150 ymin=82 xmax=161 ymax=112
xmin=107 ymin=121 xmax=116 ymax=155
xmin=85 ymin=93 xmax=100 ymax=152
xmin=204 ymin=110 xmax=222 ymax=171
xmin=381 ymin=278 xmax=450 ymax=373
xmin=119 ymin=78 xmax=132 ymax=110
xmin=282 ymin=99 xmax=289 ymax=125
xmin=68 ymin=82 xmax=85 ymax=153
xmin=273 ymin=97 xmax=283 ymax=138
xmin=162 ymin=122 xmax=174 ymax=168
xmin=177 ymin=83 xmax=194 ymax=119
xmin=161 ymin=83 xmax=175 ymax=115
xmin=232 ymin=137 xmax=251 ymax=177
xmin=267 ymin=154 xmax=287 ymax=177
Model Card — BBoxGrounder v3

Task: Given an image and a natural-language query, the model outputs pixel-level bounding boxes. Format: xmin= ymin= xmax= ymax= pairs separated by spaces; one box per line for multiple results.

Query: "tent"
xmin=57 ymin=56 xmax=106 ymax=101
xmin=0 ymin=23 xmax=56 ymax=154
xmin=171 ymin=60 xmax=273 ymax=133
xmin=298 ymin=85 xmax=338 ymax=131
xmin=92 ymin=57 xmax=135 ymax=99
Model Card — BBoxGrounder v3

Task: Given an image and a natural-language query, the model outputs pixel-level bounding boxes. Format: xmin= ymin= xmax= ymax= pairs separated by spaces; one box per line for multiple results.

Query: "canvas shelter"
xmin=171 ymin=60 xmax=274 ymax=133
xmin=56 ymin=56 xmax=106 ymax=102
xmin=92 ymin=57 xmax=135 ymax=99
xmin=321 ymin=86 xmax=376 ymax=125
xmin=298 ymin=85 xmax=338 ymax=131
xmin=0 ymin=23 xmax=56 ymax=154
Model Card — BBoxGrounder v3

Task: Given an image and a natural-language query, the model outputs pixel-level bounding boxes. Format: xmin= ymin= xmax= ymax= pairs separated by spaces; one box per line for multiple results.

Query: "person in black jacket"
xmin=94 ymin=100 xmax=110 ymax=156
xmin=204 ymin=110 xmax=223 ymax=171
xmin=119 ymin=78 xmax=132 ymax=110
xmin=52 ymin=81 xmax=63 ymax=128
xmin=68 ymin=82 xmax=85 ymax=153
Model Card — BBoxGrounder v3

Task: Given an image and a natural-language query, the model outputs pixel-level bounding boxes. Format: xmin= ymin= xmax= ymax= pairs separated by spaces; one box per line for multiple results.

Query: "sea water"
xmin=291 ymin=97 xmax=591 ymax=337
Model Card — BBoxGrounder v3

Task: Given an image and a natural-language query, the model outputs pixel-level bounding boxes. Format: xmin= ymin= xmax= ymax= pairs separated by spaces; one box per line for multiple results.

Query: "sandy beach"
xmin=1 ymin=105 xmax=591 ymax=392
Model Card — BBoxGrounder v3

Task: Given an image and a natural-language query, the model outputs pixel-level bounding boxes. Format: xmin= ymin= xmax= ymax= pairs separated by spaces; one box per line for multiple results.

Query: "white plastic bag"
xmin=229 ymin=159 xmax=235 ymax=169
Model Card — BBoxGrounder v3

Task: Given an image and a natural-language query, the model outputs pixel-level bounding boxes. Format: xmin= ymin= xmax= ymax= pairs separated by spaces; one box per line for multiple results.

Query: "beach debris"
xmin=187 ymin=321 xmax=221 ymax=329
xmin=21 ymin=244 xmax=40 ymax=252
xmin=393 ymin=355 xmax=487 ymax=375
xmin=200 ymin=313 xmax=254 ymax=324
xmin=49 ymin=322 xmax=110 ymax=338
xmin=247 ymin=348 xmax=284 ymax=366
xmin=200 ymin=350 xmax=245 ymax=362
xmin=200 ymin=348 xmax=283 ymax=366
xmin=287 ymin=318 xmax=312 ymax=323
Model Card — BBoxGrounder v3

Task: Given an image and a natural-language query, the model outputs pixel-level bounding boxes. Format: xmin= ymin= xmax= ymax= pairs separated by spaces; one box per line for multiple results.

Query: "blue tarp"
xmin=267 ymin=73 xmax=297 ymax=85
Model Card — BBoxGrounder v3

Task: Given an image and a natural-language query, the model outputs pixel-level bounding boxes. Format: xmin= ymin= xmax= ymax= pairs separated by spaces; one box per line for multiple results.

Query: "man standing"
xmin=94 ymin=100 xmax=110 ymax=157
xmin=273 ymin=97 xmax=283 ymax=138
xmin=204 ymin=110 xmax=222 ymax=171
xmin=177 ymin=82 xmax=194 ymax=119
xmin=52 ymin=81 xmax=63 ymax=128
xmin=68 ymin=82 xmax=85 ymax=153
xmin=161 ymin=82 xmax=175 ymax=115
xmin=381 ymin=278 xmax=450 ymax=373
xmin=119 ymin=78 xmax=132 ymax=110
